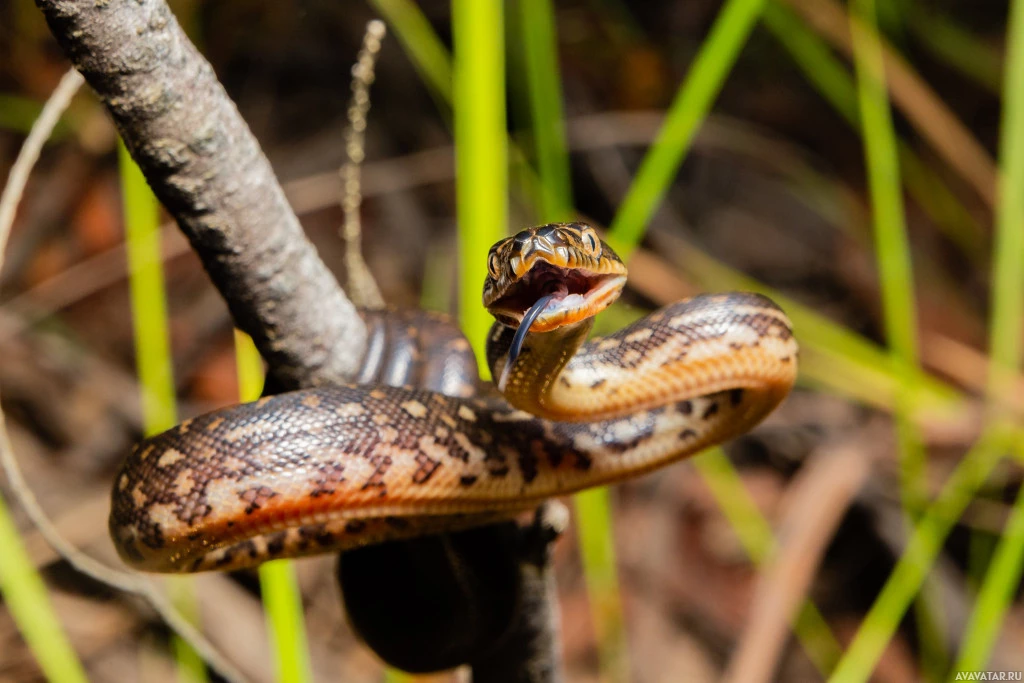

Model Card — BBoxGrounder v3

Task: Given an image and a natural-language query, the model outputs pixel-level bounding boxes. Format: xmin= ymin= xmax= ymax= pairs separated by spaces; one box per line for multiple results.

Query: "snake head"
xmin=482 ymin=222 xmax=627 ymax=333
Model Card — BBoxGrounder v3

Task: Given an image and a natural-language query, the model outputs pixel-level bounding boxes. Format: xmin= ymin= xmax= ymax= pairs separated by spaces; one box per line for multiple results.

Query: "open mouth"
xmin=487 ymin=262 xmax=627 ymax=333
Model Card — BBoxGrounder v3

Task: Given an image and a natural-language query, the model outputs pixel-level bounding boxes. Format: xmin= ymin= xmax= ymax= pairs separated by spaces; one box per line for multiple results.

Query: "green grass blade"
xmin=453 ymin=0 xmax=507 ymax=373
xmin=828 ymin=429 xmax=1012 ymax=683
xmin=693 ymin=450 xmax=843 ymax=674
xmin=120 ymin=141 xmax=177 ymax=436
xmin=419 ymin=242 xmax=456 ymax=312
xmin=119 ymin=140 xmax=206 ymax=682
xmin=953 ymin=0 xmax=1024 ymax=668
xmin=518 ymin=0 xmax=574 ymax=220
xmin=0 ymin=493 xmax=89 ymax=683
xmin=233 ymin=331 xmax=313 ymax=683
xmin=368 ymin=0 xmax=453 ymax=106
xmin=851 ymin=0 xmax=921 ymax=402
xmin=0 ymin=68 xmax=88 ymax=683
xmin=234 ymin=329 xmax=266 ymax=403
xmin=383 ymin=668 xmax=415 ymax=683
xmin=606 ymin=0 xmax=766 ymax=258
xmin=575 ymin=488 xmax=629 ymax=679
xmin=763 ymin=2 xmax=984 ymax=261
xmin=517 ymin=0 xmax=626 ymax=676
xmin=763 ymin=3 xmax=859 ymax=122
xmin=851 ymin=1 xmax=940 ymax=671
xmin=167 ymin=579 xmax=207 ymax=683
xmin=954 ymin=452 xmax=1024 ymax=671
xmin=985 ymin=0 xmax=1024 ymax=408
xmin=257 ymin=561 xmax=312 ymax=683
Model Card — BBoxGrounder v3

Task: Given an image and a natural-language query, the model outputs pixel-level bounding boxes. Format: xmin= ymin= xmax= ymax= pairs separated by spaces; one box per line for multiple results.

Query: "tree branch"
xmin=471 ymin=503 xmax=568 ymax=683
xmin=34 ymin=0 xmax=367 ymax=389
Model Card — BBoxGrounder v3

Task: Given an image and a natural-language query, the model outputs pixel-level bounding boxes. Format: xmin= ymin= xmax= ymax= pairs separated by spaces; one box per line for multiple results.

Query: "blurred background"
xmin=1 ymin=0 xmax=1023 ymax=681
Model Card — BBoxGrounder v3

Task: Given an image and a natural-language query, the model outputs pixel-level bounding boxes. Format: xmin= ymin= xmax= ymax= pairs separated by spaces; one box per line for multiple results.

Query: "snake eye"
xmin=581 ymin=227 xmax=601 ymax=257
xmin=487 ymin=251 xmax=501 ymax=278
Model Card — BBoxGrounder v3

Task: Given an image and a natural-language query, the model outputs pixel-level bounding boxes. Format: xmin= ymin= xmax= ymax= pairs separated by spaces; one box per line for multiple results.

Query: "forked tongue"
xmin=497 ymin=293 xmax=556 ymax=393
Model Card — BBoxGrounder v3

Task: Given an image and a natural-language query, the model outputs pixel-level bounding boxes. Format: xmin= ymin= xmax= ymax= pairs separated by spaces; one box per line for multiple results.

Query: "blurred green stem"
xmin=829 ymin=429 xmax=1012 ymax=682
xmin=0 ymin=493 xmax=89 ymax=683
xmin=954 ymin=0 xmax=1024 ymax=670
xmin=850 ymin=0 xmax=942 ymax=675
xmin=233 ymin=330 xmax=313 ymax=683
xmin=119 ymin=140 xmax=206 ymax=683
xmin=607 ymin=0 xmax=766 ymax=257
xmin=453 ymin=0 xmax=508 ymax=372
xmin=518 ymin=0 xmax=574 ymax=220
xmin=517 ymin=0 xmax=628 ymax=678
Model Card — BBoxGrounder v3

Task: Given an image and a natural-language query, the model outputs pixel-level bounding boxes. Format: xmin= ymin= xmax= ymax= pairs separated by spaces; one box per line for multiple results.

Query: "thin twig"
xmin=0 ymin=67 xmax=247 ymax=683
xmin=340 ymin=19 xmax=387 ymax=309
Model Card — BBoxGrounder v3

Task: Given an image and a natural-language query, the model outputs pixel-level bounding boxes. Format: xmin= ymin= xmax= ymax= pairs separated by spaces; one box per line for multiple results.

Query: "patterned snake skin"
xmin=109 ymin=223 xmax=798 ymax=573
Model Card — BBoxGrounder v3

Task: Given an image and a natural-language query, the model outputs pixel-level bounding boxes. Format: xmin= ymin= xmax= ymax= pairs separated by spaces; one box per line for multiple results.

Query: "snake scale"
xmin=109 ymin=223 xmax=798 ymax=574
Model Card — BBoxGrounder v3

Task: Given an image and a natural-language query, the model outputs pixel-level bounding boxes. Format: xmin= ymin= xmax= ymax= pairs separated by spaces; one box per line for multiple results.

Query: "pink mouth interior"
xmin=492 ymin=263 xmax=611 ymax=320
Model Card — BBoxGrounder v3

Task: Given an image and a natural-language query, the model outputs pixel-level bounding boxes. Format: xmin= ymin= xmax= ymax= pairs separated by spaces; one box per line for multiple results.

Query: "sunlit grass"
xmin=606 ymin=0 xmax=766 ymax=258
xmin=906 ymin=4 xmax=1003 ymax=94
xmin=518 ymin=0 xmax=573 ymax=221
xmin=954 ymin=0 xmax=1024 ymax=670
xmin=829 ymin=429 xmax=1012 ymax=682
xmin=0 ymin=69 xmax=89 ymax=683
xmin=372 ymin=1 xmax=1021 ymax=678
xmin=692 ymin=450 xmax=843 ymax=672
xmin=516 ymin=1 xmax=628 ymax=678
xmin=763 ymin=1 xmax=984 ymax=262
xmin=0 ymin=496 xmax=88 ymax=683
xmin=956 ymin=448 xmax=1024 ymax=671
xmin=232 ymin=331 xmax=313 ymax=683
xmin=119 ymin=141 xmax=177 ymax=438
xmin=452 ymin=0 xmax=507 ymax=375
xmin=831 ymin=0 xmax=1024 ymax=677
xmin=119 ymin=141 xmax=206 ymax=682
xmin=850 ymin=0 xmax=940 ymax=674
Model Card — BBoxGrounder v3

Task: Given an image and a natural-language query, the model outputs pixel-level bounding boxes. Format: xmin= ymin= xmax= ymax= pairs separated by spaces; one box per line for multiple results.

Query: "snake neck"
xmin=487 ymin=294 xmax=798 ymax=423
xmin=486 ymin=318 xmax=594 ymax=419
xmin=112 ymin=294 xmax=797 ymax=573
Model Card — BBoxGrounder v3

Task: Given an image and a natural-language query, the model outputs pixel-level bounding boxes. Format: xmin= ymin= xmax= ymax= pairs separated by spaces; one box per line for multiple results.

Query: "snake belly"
xmin=110 ymin=291 xmax=796 ymax=573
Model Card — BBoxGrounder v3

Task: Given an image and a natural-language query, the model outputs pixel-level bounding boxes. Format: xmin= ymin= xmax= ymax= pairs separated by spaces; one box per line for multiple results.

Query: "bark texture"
xmin=35 ymin=0 xmax=366 ymax=389
xmin=472 ymin=504 xmax=566 ymax=683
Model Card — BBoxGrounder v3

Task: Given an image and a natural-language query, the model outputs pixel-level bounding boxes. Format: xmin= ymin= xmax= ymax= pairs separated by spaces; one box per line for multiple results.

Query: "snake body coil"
xmin=110 ymin=224 xmax=798 ymax=573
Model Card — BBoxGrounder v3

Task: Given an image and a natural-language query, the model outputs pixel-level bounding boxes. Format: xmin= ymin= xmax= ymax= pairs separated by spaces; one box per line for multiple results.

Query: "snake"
xmin=109 ymin=222 xmax=798 ymax=574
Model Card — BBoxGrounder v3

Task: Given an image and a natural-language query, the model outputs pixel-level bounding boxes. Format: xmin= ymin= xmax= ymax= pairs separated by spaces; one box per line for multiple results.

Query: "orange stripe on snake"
xmin=109 ymin=223 xmax=797 ymax=573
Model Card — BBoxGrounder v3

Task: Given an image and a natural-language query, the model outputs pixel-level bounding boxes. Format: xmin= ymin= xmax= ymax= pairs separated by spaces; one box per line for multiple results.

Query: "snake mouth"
xmin=486 ymin=262 xmax=627 ymax=332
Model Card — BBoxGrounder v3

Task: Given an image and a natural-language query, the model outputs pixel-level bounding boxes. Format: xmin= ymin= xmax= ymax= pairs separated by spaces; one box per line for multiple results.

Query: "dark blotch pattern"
xmin=109 ymin=289 xmax=794 ymax=571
